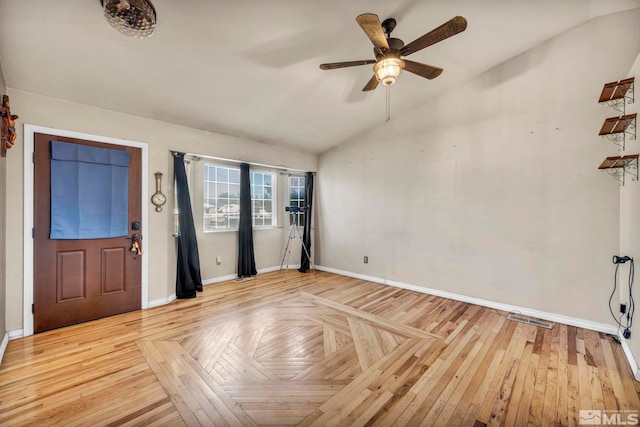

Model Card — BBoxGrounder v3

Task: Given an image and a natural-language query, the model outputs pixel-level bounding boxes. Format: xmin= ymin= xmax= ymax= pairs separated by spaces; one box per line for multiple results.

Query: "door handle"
xmin=130 ymin=233 xmax=142 ymax=255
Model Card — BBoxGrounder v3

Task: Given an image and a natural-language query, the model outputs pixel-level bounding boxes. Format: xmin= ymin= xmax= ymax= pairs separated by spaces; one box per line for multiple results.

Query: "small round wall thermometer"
xmin=151 ymin=172 xmax=167 ymax=212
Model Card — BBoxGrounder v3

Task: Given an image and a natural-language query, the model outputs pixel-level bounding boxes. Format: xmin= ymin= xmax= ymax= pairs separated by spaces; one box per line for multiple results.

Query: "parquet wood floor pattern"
xmin=1 ymin=271 xmax=639 ymax=426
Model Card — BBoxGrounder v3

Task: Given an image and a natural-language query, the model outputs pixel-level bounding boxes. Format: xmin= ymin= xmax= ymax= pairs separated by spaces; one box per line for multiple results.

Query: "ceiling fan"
xmin=320 ymin=14 xmax=467 ymax=91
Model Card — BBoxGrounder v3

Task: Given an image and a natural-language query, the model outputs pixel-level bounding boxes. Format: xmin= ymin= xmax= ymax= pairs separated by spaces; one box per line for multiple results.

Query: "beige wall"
xmin=5 ymin=89 xmax=316 ymax=332
xmin=620 ymin=52 xmax=640 ymax=372
xmin=316 ymin=10 xmax=640 ymax=326
xmin=0 ymin=58 xmax=7 ymax=340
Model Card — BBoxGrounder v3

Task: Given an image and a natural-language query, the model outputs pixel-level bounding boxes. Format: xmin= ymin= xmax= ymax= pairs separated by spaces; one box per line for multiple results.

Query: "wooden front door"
xmin=34 ymin=133 xmax=142 ymax=333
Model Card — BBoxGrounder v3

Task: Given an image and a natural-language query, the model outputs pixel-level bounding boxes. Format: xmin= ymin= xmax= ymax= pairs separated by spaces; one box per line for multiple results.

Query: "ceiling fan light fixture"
xmin=102 ymin=0 xmax=156 ymax=39
xmin=374 ymin=57 xmax=404 ymax=86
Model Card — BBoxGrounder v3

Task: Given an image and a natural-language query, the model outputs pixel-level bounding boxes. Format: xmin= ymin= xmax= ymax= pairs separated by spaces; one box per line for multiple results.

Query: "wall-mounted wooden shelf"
xmin=599 ymin=113 xmax=636 ymax=149
xmin=598 ymin=154 xmax=638 ymax=169
xmin=599 ymin=77 xmax=634 ymax=114
xmin=599 ymin=78 xmax=635 ymax=103
xmin=598 ymin=154 xmax=639 ymax=185
xmin=599 ymin=113 xmax=637 ymax=136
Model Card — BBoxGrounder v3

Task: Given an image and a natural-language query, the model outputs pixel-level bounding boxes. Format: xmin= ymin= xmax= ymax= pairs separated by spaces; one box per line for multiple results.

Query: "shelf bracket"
xmin=599 ymin=155 xmax=639 ymax=186
xmin=626 ymin=119 xmax=636 ymax=142
xmin=605 ymin=133 xmax=626 ymax=150
xmin=625 ymin=79 xmax=635 ymax=107
xmin=603 ymin=167 xmax=625 ymax=185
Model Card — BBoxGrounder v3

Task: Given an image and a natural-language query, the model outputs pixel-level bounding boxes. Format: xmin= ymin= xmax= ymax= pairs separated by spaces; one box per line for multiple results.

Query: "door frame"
xmin=23 ymin=124 xmax=149 ymax=337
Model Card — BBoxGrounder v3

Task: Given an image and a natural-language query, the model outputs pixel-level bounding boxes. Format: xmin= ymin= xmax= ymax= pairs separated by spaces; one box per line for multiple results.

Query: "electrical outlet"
xmin=216 ymin=256 xmax=222 ymax=265
xmin=364 ymin=256 xmax=368 ymax=264
xmin=621 ymin=303 xmax=627 ymax=314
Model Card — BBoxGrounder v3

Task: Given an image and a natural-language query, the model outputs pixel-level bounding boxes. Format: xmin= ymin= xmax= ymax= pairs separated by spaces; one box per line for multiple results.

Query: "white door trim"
xmin=23 ymin=124 xmax=149 ymax=337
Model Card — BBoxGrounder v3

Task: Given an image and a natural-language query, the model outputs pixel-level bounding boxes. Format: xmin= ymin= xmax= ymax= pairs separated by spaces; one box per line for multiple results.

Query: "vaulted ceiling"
xmin=0 ymin=0 xmax=638 ymax=154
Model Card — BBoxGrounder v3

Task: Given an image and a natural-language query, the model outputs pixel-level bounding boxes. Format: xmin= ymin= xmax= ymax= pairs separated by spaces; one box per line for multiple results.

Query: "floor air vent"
xmin=507 ymin=314 xmax=553 ymax=329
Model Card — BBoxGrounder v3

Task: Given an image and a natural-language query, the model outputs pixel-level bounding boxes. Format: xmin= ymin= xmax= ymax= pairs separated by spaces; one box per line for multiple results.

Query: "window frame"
xmin=203 ymin=161 xmax=277 ymax=232
xmin=249 ymin=168 xmax=277 ymax=229
xmin=288 ymin=175 xmax=306 ymax=228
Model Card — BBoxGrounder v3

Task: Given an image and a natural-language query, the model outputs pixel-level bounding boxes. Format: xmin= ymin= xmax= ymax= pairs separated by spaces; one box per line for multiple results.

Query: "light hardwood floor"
xmin=1 ymin=271 xmax=639 ymax=426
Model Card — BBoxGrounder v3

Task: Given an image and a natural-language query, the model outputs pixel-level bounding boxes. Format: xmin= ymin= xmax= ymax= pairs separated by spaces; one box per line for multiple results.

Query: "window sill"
xmin=203 ymin=225 xmax=278 ymax=234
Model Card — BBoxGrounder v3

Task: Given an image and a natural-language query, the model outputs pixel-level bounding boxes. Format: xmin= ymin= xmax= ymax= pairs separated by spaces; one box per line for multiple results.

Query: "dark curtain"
xmin=237 ymin=163 xmax=257 ymax=277
xmin=299 ymin=171 xmax=314 ymax=272
xmin=174 ymin=153 xmax=203 ymax=298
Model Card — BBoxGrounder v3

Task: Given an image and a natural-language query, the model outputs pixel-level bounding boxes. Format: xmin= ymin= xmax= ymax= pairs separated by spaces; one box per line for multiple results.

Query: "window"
xmin=289 ymin=176 xmax=305 ymax=227
xmin=203 ymin=163 xmax=275 ymax=231
xmin=251 ymin=170 xmax=274 ymax=227
xmin=204 ymin=164 xmax=240 ymax=231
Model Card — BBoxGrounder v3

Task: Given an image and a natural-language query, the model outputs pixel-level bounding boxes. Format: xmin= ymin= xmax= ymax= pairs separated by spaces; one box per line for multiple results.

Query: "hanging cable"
xmin=609 ymin=263 xmax=623 ymax=326
xmin=627 ymin=259 xmax=635 ymax=331
xmin=609 ymin=256 xmax=635 ymax=339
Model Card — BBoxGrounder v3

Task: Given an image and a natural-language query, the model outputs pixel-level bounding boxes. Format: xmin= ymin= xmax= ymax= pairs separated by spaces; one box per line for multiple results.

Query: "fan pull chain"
xmin=386 ymin=85 xmax=391 ymax=122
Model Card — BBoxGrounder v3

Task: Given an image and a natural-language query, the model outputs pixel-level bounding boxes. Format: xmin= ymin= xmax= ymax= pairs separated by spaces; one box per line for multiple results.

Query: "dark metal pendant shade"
xmin=102 ymin=0 xmax=156 ymax=39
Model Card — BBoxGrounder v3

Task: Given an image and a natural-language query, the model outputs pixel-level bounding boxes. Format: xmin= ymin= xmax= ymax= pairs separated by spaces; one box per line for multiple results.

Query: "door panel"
xmin=34 ymin=133 xmax=142 ymax=333
xmin=101 ymin=248 xmax=126 ymax=295
xmin=56 ymin=250 xmax=86 ymax=302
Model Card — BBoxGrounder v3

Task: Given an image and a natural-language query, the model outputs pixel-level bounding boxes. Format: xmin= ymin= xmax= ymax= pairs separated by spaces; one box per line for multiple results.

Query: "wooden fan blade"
xmin=401 ymin=16 xmax=467 ymax=56
xmin=320 ymin=59 xmax=376 ymax=70
xmin=403 ymin=60 xmax=443 ymax=80
xmin=356 ymin=13 xmax=389 ymax=50
xmin=362 ymin=75 xmax=379 ymax=92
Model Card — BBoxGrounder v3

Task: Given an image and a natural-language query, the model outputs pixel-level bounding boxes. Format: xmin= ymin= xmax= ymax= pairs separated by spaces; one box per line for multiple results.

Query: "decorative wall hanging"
xmin=0 ymin=95 xmax=19 ymax=157
xmin=151 ymin=172 xmax=167 ymax=212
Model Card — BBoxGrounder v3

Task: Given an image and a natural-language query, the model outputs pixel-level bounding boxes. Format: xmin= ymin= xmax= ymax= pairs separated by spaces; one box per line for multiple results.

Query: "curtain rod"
xmin=169 ymin=150 xmax=314 ymax=174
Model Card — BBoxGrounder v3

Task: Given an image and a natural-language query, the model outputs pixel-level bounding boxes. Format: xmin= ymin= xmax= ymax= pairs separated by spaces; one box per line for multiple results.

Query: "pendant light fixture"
xmin=373 ymin=56 xmax=404 ymax=86
xmin=373 ymin=54 xmax=404 ymax=121
xmin=101 ymin=0 xmax=157 ymax=39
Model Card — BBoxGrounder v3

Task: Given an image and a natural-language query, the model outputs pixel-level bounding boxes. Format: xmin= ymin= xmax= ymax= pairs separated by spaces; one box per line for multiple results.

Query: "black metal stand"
xmin=280 ymin=213 xmax=314 ymax=273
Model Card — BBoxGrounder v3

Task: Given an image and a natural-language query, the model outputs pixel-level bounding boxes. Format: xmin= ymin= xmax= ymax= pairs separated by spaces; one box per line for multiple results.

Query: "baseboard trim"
xmin=0 ymin=333 xmax=8 ymax=365
xmin=8 ymin=329 xmax=23 ymax=340
xmin=260 ymin=265 xmax=300 ymax=273
xmin=203 ymin=274 xmax=237 ymax=286
xmin=148 ymin=294 xmax=176 ymax=308
xmin=316 ymin=265 xmax=618 ymax=334
xmin=619 ymin=334 xmax=640 ymax=381
xmin=316 ymin=266 xmax=640 ymax=378
xmin=201 ymin=266 xmax=298 ymax=287
xmin=153 ymin=266 xmax=289 ymax=305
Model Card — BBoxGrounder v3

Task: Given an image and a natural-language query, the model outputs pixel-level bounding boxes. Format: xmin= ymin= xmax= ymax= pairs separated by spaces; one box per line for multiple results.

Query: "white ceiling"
xmin=0 ymin=0 xmax=638 ymax=154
